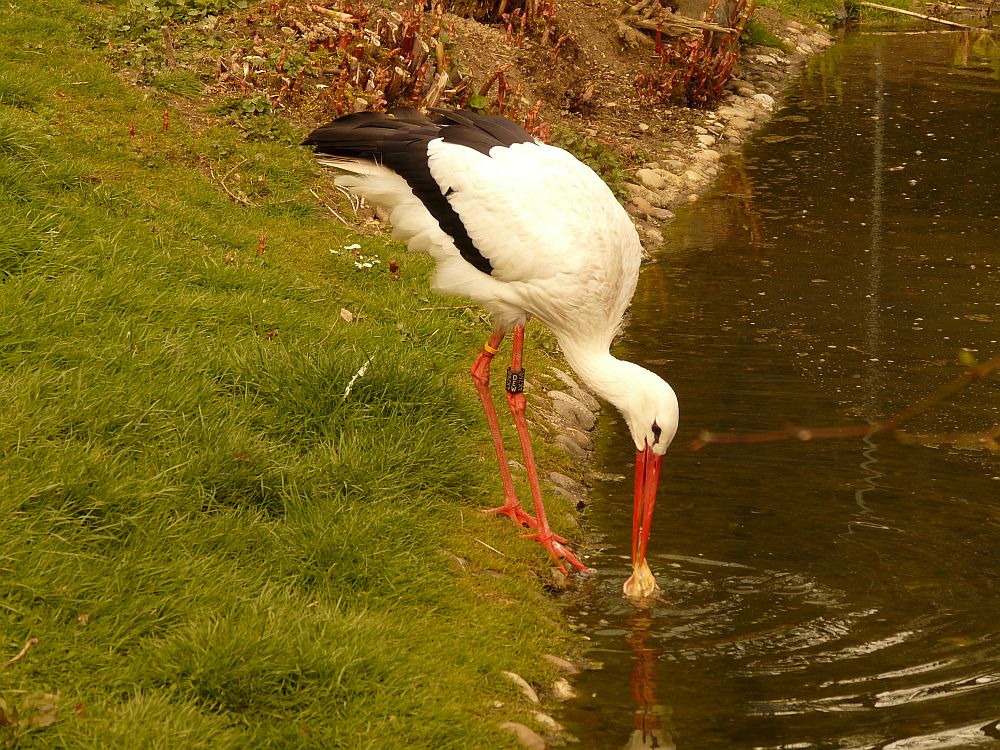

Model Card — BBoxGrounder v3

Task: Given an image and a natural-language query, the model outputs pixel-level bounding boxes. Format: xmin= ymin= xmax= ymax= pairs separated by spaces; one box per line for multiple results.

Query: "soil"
xmin=120 ymin=0 xmax=829 ymax=181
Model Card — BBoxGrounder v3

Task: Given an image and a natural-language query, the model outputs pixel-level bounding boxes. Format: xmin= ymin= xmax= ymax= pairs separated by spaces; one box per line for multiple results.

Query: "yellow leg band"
xmin=484 ymin=342 xmax=499 ymax=355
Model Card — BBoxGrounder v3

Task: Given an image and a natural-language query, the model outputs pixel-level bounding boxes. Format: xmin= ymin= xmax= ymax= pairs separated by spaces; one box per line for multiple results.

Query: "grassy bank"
xmin=0 ymin=2 xmax=579 ymax=747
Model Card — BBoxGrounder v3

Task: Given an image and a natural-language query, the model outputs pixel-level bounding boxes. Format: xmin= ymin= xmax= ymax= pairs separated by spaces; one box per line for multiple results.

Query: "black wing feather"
xmin=303 ymin=109 xmax=535 ymax=276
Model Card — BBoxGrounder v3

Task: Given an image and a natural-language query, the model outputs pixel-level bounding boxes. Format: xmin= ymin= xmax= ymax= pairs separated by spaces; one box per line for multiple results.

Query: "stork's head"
xmin=616 ymin=368 xmax=678 ymax=599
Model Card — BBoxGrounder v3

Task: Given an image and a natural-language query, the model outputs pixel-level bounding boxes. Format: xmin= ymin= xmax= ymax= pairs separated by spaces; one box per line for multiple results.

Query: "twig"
xmin=208 ymin=159 xmax=254 ymax=206
xmin=858 ymin=1 xmax=978 ymax=28
xmin=309 ymin=188 xmax=350 ymax=225
xmin=334 ymin=184 xmax=361 ymax=212
xmin=1 ymin=637 xmax=39 ymax=671
xmin=693 ymin=353 xmax=1000 ymax=451
xmin=626 ymin=14 xmax=738 ymax=36
xmin=415 ymin=304 xmax=479 ymax=312
xmin=475 ymin=538 xmax=506 ymax=556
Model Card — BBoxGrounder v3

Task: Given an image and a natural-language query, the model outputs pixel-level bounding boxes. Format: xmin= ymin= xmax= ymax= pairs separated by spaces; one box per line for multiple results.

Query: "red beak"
xmin=631 ymin=442 xmax=662 ymax=568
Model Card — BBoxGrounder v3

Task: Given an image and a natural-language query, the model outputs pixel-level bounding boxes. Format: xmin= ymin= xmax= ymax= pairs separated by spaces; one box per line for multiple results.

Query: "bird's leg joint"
xmin=505 ymin=367 xmax=525 ymax=394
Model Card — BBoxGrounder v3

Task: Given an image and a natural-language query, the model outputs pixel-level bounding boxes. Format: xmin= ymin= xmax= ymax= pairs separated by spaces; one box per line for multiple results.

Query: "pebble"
xmin=533 ymin=711 xmax=564 ymax=732
xmin=545 ymin=471 xmax=587 ymax=495
xmin=499 ymin=722 xmax=546 ymax=750
xmin=549 ymin=391 xmax=597 ymax=431
xmin=636 ymin=168 xmax=666 ymax=190
xmin=501 ymin=671 xmax=539 ymax=704
xmin=542 ymin=654 xmax=582 ymax=674
xmin=752 ymin=93 xmax=776 ymax=110
xmin=562 ymin=426 xmax=593 ymax=452
xmin=555 ymin=434 xmax=588 ymax=463
xmin=552 ymin=678 xmax=578 ymax=700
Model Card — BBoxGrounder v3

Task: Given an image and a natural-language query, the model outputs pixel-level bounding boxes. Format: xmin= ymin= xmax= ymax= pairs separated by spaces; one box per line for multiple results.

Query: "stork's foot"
xmin=484 ymin=500 xmax=536 ymax=530
xmin=523 ymin=531 xmax=591 ymax=574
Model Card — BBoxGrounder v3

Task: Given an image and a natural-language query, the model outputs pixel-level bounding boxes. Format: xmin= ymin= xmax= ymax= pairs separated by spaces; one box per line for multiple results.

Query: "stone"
xmin=499 ymin=722 xmax=546 ymax=750
xmin=684 ymin=170 xmax=703 ymax=184
xmin=636 ymin=168 xmax=666 ymax=190
xmin=548 ymin=366 xmax=579 ymax=391
xmin=735 ymin=83 xmax=757 ymax=98
xmin=692 ymin=124 xmax=709 ymax=135
xmin=696 ymin=134 xmax=716 ymax=146
xmin=641 ymin=225 xmax=664 ymax=246
xmin=533 ymin=711 xmax=565 ymax=732
xmin=630 ymin=195 xmax=656 ymax=218
xmin=551 ymin=484 xmax=583 ymax=505
xmin=501 ymin=671 xmax=540 ymax=704
xmin=550 ymin=392 xmax=597 ymax=432
xmin=571 ymin=388 xmax=600 ymax=413
xmin=545 ymin=471 xmax=587 ymax=494
xmin=543 ymin=654 xmax=582 ymax=675
xmin=752 ymin=93 xmax=776 ymax=110
xmin=653 ymin=169 xmax=682 ymax=187
xmin=624 ymin=181 xmax=669 ymax=208
xmin=562 ymin=426 xmax=593 ymax=452
xmin=552 ymin=678 xmax=577 ymax=700
xmin=718 ymin=105 xmax=754 ymax=122
xmin=547 ymin=370 xmax=600 ymax=413
xmin=693 ymin=149 xmax=721 ymax=163
xmin=729 ymin=117 xmax=753 ymax=130
xmin=555 ymin=434 xmax=588 ymax=462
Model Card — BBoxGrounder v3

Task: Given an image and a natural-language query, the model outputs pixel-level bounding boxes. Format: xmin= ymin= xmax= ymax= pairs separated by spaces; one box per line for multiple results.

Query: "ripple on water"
xmin=565 ymin=552 xmax=1000 ymax=748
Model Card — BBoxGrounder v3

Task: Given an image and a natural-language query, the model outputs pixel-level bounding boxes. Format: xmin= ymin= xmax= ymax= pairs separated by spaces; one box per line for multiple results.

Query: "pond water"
xmin=559 ymin=29 xmax=1000 ymax=749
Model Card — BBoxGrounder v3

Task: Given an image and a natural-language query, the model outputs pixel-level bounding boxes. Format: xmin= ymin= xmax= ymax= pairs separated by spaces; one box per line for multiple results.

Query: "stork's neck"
xmin=558 ymin=339 xmax=647 ymax=414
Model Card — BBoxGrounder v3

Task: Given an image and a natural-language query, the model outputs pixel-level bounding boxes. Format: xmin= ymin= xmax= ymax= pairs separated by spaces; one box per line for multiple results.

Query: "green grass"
xmin=1 ymin=2 xmax=579 ymax=747
xmin=741 ymin=19 xmax=794 ymax=52
xmin=757 ymin=0 xmax=846 ymax=26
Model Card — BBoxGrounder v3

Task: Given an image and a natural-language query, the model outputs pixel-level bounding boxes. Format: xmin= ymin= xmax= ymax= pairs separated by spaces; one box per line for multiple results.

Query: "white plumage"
xmin=305 ymin=108 xmax=677 ymax=597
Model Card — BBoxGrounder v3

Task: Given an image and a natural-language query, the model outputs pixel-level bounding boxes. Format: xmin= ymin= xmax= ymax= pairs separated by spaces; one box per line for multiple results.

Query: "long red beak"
xmin=632 ymin=443 xmax=663 ymax=567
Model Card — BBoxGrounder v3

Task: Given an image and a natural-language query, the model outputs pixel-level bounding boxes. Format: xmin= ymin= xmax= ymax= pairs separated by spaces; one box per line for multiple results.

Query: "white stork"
xmin=304 ymin=108 xmax=678 ymax=597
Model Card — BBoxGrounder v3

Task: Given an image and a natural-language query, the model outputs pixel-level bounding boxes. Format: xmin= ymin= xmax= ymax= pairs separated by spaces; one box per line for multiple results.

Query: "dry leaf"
xmin=340 ymin=308 xmax=354 ymax=323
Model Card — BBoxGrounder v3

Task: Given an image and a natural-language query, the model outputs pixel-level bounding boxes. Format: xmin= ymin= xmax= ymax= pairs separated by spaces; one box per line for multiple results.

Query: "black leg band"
xmin=505 ymin=367 xmax=526 ymax=394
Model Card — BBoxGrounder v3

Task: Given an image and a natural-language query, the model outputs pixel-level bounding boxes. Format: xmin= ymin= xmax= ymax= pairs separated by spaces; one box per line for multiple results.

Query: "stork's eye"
xmin=651 ymin=422 xmax=662 ymax=443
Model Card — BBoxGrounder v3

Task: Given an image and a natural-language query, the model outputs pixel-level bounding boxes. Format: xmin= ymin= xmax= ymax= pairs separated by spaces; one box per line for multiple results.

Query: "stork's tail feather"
xmin=302 ymin=107 xmax=534 ymax=163
xmin=302 ymin=108 xmax=437 ymax=162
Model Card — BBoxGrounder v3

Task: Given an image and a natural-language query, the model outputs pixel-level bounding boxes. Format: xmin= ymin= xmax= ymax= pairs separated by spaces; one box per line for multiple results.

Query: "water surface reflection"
xmin=560 ymin=29 xmax=1000 ymax=749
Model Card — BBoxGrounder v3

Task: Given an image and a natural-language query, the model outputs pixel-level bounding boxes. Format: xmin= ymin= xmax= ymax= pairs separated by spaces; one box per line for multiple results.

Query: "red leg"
xmin=505 ymin=325 xmax=589 ymax=574
xmin=471 ymin=329 xmax=536 ymax=530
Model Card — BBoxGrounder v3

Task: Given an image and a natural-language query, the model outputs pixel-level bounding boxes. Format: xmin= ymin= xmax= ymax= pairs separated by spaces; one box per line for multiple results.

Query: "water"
xmin=559 ymin=30 xmax=1000 ymax=749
